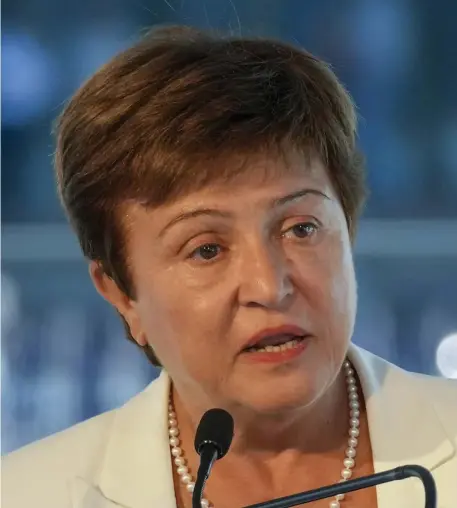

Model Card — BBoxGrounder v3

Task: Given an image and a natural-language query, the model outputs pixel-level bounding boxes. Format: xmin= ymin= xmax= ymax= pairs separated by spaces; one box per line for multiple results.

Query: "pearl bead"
xmin=345 ymin=368 xmax=354 ymax=376
xmin=171 ymin=447 xmax=182 ymax=457
xmin=201 ymin=498 xmax=210 ymax=507
xmin=336 ymin=493 xmax=345 ymax=501
xmin=350 ymin=409 xmax=360 ymax=418
xmin=348 ymin=392 xmax=359 ymax=401
xmin=177 ymin=465 xmax=189 ymax=476
xmin=186 ymin=482 xmax=195 ymax=493
xmin=169 ymin=418 xmax=178 ymax=426
xmin=349 ymin=427 xmax=360 ymax=437
xmin=348 ymin=437 xmax=358 ymax=447
xmin=181 ymin=474 xmax=192 ymax=484
xmin=347 ymin=384 xmax=357 ymax=393
xmin=349 ymin=400 xmax=360 ymax=409
xmin=343 ymin=457 xmax=355 ymax=468
xmin=341 ymin=468 xmax=352 ymax=479
xmin=168 ymin=411 xmax=176 ymax=418
xmin=169 ymin=437 xmax=180 ymax=447
xmin=174 ymin=456 xmax=186 ymax=466
xmin=329 ymin=501 xmax=340 ymax=508
xmin=349 ymin=417 xmax=360 ymax=428
xmin=345 ymin=447 xmax=357 ymax=458
xmin=169 ymin=427 xmax=179 ymax=437
xmin=346 ymin=376 xmax=356 ymax=385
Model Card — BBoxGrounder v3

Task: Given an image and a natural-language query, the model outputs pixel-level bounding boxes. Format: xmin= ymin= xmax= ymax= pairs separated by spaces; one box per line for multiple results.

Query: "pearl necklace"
xmin=168 ymin=360 xmax=360 ymax=508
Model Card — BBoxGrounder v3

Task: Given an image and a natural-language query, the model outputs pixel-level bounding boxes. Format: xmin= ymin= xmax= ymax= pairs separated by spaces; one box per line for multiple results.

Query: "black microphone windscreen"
xmin=194 ymin=408 xmax=234 ymax=459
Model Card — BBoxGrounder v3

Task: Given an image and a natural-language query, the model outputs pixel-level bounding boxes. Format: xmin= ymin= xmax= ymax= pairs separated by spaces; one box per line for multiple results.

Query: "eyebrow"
xmin=272 ymin=188 xmax=330 ymax=207
xmin=159 ymin=188 xmax=330 ymax=238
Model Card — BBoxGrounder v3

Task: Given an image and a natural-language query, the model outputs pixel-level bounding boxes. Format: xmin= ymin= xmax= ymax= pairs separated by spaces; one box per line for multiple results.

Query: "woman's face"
xmin=96 ymin=151 xmax=357 ymax=414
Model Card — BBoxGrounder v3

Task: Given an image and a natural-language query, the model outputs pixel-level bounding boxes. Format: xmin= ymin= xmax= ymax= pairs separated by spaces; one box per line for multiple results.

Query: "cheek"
xmin=296 ymin=232 xmax=356 ymax=325
xmin=326 ymin=236 xmax=357 ymax=331
xmin=330 ymin=251 xmax=356 ymax=318
xmin=135 ymin=274 xmax=226 ymax=364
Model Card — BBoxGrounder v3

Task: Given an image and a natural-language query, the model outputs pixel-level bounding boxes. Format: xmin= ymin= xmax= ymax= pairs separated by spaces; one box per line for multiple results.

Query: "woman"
xmin=3 ymin=26 xmax=456 ymax=508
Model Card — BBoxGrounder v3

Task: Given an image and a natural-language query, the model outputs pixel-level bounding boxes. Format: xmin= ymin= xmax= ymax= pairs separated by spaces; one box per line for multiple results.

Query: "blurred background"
xmin=2 ymin=0 xmax=457 ymax=454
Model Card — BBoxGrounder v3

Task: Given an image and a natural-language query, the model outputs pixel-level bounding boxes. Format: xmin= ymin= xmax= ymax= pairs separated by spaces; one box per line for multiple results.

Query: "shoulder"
xmin=2 ymin=409 xmax=117 ymax=508
xmin=351 ymin=344 xmax=457 ymax=438
xmin=3 ymin=407 xmax=116 ymax=470
xmin=410 ymin=368 xmax=457 ymax=397
xmin=352 ymin=343 xmax=457 ymax=402
xmin=407 ymin=371 xmax=457 ymax=434
xmin=2 ymin=372 xmax=167 ymax=508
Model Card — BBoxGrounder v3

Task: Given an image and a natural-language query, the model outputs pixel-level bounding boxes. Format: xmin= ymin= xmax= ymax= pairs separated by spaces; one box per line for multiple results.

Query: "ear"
xmin=88 ymin=261 xmax=147 ymax=346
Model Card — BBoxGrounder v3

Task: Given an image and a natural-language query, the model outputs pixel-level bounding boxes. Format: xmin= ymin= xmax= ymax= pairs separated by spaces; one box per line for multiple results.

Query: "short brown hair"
xmin=55 ymin=25 xmax=366 ymax=367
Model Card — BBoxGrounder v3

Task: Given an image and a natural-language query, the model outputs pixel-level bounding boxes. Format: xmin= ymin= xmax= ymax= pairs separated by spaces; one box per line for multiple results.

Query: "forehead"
xmin=185 ymin=152 xmax=333 ymax=203
xmin=223 ymin=148 xmax=328 ymax=183
xmin=159 ymin=149 xmax=335 ymax=208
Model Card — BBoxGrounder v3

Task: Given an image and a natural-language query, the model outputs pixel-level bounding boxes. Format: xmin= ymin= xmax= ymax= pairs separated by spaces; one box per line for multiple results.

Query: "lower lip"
xmin=241 ymin=338 xmax=308 ymax=364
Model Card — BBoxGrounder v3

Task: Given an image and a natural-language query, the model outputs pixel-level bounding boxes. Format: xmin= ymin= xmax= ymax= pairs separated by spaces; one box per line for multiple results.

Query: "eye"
xmin=189 ymin=243 xmax=222 ymax=261
xmin=283 ymin=222 xmax=319 ymax=239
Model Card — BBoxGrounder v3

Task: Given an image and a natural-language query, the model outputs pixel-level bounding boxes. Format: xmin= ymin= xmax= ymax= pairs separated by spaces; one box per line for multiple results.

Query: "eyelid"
xmin=303 ymin=215 xmax=322 ymax=227
xmin=281 ymin=216 xmax=322 ymax=230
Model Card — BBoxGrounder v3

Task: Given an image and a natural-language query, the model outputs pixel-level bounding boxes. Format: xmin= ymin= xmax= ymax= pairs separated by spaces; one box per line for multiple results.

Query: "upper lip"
xmin=242 ymin=324 xmax=310 ymax=351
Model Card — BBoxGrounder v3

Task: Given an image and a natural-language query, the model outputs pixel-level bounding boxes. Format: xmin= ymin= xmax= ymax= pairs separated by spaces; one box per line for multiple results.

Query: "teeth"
xmin=254 ymin=338 xmax=301 ymax=353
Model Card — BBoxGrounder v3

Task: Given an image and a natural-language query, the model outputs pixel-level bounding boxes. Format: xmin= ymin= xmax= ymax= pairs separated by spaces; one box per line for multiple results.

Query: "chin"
xmin=228 ymin=340 xmax=342 ymax=414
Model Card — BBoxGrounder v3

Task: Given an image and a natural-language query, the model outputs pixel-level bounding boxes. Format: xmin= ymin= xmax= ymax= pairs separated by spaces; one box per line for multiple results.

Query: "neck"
xmin=171 ymin=366 xmax=354 ymax=464
xmin=236 ymin=368 xmax=350 ymax=456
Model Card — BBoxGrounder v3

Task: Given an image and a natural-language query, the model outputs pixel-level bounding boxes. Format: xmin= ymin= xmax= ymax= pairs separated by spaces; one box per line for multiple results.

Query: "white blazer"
xmin=2 ymin=345 xmax=457 ymax=508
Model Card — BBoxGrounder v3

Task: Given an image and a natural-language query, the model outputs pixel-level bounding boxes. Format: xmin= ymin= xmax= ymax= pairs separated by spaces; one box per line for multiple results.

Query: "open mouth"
xmin=244 ymin=334 xmax=306 ymax=353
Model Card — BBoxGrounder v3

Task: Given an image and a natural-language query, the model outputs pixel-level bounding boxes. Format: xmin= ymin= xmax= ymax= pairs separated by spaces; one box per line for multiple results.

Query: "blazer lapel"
xmin=70 ymin=477 xmax=130 ymax=508
xmin=349 ymin=344 xmax=456 ymax=508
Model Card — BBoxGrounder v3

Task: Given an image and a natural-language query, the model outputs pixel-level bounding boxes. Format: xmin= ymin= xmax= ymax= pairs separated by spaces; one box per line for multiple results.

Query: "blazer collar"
xmin=72 ymin=345 xmax=455 ymax=508
xmin=71 ymin=371 xmax=176 ymax=508
xmin=348 ymin=344 xmax=455 ymax=507
xmin=98 ymin=371 xmax=175 ymax=508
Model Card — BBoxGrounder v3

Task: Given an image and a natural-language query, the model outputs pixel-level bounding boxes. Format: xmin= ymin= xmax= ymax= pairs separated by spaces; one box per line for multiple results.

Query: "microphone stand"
xmin=193 ymin=445 xmax=219 ymax=508
xmin=243 ymin=465 xmax=437 ymax=508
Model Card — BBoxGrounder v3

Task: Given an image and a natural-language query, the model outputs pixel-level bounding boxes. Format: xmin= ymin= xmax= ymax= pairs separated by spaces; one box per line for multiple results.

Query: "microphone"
xmin=192 ymin=408 xmax=234 ymax=508
xmin=242 ymin=464 xmax=437 ymax=508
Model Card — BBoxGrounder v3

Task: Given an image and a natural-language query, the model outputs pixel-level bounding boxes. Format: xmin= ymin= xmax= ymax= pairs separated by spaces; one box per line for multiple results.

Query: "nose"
xmin=237 ymin=242 xmax=294 ymax=310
